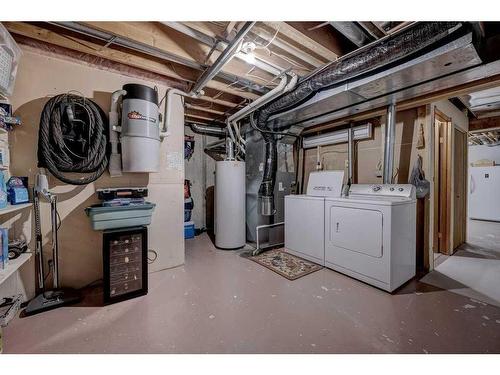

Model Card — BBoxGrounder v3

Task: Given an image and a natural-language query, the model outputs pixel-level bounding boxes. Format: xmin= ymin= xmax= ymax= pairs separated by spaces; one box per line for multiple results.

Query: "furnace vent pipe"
xmin=345 ymin=123 xmax=354 ymax=194
xmin=383 ymin=103 xmax=396 ymax=184
xmin=189 ymin=123 xmax=227 ymax=137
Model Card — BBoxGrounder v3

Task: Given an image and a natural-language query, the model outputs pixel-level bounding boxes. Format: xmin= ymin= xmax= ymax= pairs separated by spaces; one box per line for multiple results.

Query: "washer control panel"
xmin=349 ymin=184 xmax=416 ymax=199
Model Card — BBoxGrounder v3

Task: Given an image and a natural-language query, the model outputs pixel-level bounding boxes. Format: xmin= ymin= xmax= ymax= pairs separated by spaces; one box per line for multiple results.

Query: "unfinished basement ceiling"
xmin=3 ymin=21 xmax=408 ymax=127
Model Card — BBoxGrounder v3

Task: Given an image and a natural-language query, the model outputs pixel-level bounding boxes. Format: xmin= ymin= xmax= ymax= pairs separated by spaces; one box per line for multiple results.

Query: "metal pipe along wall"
xmin=383 ymin=104 xmax=396 ymax=184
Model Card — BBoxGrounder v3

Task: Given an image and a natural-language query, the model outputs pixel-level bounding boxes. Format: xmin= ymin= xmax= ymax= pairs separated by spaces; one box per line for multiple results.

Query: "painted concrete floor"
xmin=422 ymin=219 xmax=500 ymax=307
xmin=4 ymin=233 xmax=500 ymax=354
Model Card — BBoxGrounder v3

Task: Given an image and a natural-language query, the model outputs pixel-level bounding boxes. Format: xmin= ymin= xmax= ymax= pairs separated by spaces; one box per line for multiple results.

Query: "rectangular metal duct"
xmin=302 ymin=123 xmax=372 ymax=149
xmin=268 ymin=33 xmax=484 ymax=130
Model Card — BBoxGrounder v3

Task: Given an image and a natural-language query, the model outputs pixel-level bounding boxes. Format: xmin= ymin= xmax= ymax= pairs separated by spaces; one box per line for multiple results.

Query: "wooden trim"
xmin=452 ymin=126 xmax=468 ymax=250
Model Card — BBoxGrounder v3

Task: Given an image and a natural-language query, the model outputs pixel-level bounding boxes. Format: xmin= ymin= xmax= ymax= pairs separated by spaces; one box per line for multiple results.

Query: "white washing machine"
xmin=324 ymin=184 xmax=416 ymax=292
xmin=285 ymin=171 xmax=344 ymax=265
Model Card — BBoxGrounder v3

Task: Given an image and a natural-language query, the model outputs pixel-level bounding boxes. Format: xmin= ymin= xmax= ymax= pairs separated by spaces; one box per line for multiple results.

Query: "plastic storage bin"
xmin=85 ymin=203 xmax=156 ymax=230
xmin=184 ymin=221 xmax=195 ymax=239
xmin=184 ymin=209 xmax=192 ymax=222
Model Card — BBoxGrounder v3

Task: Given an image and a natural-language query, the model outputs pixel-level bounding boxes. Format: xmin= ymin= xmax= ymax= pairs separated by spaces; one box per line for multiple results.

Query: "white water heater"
xmin=120 ymin=84 xmax=160 ymax=172
xmin=215 ymin=160 xmax=246 ymax=249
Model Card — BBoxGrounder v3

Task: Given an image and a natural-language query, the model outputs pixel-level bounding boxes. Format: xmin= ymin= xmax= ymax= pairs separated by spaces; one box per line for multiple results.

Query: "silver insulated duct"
xmin=252 ymin=22 xmax=482 ymax=215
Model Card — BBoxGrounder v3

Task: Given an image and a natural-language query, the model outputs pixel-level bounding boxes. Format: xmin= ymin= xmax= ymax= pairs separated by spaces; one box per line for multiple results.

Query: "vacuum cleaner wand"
xmin=24 ymin=174 xmax=81 ymax=316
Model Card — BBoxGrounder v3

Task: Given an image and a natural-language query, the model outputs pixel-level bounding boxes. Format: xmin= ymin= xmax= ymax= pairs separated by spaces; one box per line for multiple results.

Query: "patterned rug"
xmin=249 ymin=248 xmax=322 ymax=280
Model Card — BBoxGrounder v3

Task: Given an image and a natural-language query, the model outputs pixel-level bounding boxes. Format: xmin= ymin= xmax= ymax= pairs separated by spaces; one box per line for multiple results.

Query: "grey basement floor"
xmin=4 ymin=233 xmax=500 ymax=354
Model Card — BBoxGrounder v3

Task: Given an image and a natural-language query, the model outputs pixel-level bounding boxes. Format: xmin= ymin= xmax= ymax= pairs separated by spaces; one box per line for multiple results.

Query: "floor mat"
xmin=249 ymin=248 xmax=322 ymax=280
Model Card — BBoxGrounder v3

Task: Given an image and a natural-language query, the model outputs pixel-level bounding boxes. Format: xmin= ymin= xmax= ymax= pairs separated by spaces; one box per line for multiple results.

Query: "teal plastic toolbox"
xmin=85 ymin=203 xmax=156 ymax=230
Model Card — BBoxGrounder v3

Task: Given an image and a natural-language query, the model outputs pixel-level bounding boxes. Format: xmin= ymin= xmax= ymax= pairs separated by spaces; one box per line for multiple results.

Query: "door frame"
xmin=452 ymin=127 xmax=468 ymax=250
xmin=433 ymin=107 xmax=453 ymax=255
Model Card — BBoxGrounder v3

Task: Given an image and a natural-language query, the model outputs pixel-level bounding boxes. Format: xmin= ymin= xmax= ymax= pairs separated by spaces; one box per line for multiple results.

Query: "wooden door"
xmin=453 ymin=128 xmax=467 ymax=250
xmin=433 ymin=108 xmax=452 ymax=255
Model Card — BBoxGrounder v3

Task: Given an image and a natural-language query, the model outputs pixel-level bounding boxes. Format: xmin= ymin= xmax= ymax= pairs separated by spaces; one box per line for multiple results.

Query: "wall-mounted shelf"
xmin=0 ymin=203 xmax=31 ymax=216
xmin=0 ymin=252 xmax=32 ymax=286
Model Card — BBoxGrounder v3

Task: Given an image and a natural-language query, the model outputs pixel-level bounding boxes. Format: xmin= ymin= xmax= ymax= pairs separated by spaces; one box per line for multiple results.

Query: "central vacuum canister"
xmin=121 ymin=84 xmax=160 ymax=172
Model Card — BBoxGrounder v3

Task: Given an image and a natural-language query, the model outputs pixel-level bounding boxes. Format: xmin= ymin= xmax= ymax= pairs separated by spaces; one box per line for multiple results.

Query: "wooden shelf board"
xmin=0 ymin=203 xmax=31 ymax=216
xmin=0 ymin=252 xmax=32 ymax=286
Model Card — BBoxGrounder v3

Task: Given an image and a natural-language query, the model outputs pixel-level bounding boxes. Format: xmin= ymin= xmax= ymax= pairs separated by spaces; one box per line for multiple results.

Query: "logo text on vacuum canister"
xmin=127 ymin=111 xmax=157 ymax=124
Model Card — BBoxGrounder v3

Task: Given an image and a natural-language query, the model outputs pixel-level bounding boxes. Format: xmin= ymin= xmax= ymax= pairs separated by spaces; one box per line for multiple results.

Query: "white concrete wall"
xmin=1 ymin=46 xmax=185 ymax=300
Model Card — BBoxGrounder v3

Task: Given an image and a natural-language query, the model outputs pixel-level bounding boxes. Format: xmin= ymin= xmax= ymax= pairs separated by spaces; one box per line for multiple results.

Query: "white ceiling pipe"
xmin=228 ymin=74 xmax=288 ymax=124
xmin=108 ymin=89 xmax=127 ymax=177
xmin=225 ymin=74 xmax=290 ymax=154
xmin=161 ymin=88 xmax=197 ymax=139
xmin=235 ymin=73 xmax=298 ymax=149
xmin=229 ymin=73 xmax=295 ymax=127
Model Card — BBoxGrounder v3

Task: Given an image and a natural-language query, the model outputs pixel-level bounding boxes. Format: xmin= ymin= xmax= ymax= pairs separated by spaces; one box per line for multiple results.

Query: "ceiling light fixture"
xmin=240 ymin=41 xmax=256 ymax=65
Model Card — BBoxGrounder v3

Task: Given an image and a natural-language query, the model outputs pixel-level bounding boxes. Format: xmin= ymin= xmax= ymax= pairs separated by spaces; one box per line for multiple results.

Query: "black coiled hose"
xmin=38 ymin=94 xmax=109 ymax=185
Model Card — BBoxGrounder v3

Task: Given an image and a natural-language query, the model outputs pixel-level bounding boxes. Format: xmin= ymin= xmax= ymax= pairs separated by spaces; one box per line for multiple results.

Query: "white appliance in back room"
xmin=324 ymin=184 xmax=417 ymax=292
xmin=469 ymin=166 xmax=500 ymax=222
xmin=284 ymin=171 xmax=344 ymax=265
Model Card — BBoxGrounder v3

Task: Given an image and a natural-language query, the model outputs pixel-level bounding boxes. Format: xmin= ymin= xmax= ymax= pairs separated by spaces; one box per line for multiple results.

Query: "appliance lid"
xmin=306 ymin=170 xmax=345 ymax=197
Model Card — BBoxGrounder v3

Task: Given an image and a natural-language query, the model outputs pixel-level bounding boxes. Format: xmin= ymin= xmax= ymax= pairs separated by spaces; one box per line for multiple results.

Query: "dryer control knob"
xmin=398 ymin=187 xmax=404 ymax=192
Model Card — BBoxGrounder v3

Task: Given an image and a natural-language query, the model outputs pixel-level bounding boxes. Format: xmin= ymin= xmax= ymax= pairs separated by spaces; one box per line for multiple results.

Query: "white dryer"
xmin=324 ymin=184 xmax=416 ymax=292
xmin=284 ymin=170 xmax=344 ymax=265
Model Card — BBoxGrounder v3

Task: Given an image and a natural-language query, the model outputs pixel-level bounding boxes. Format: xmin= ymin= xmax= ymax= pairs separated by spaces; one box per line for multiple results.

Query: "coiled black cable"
xmin=38 ymin=94 xmax=109 ymax=185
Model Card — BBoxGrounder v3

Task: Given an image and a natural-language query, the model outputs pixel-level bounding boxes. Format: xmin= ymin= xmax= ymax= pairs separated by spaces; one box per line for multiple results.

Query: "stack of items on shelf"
xmin=86 ymin=188 xmax=155 ymax=230
xmin=86 ymin=187 xmax=155 ymax=305
xmin=0 ymin=226 xmax=7 ymax=269
xmin=0 ymin=103 xmax=21 ymax=132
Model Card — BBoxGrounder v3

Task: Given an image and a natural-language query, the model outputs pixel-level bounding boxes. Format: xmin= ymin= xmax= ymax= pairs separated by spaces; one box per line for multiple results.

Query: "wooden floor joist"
xmin=5 ymin=21 xmax=258 ymax=121
xmin=185 ymin=113 xmax=224 ymax=123
xmin=183 ymin=21 xmax=316 ymax=75
xmin=184 ymin=103 xmax=226 ymax=115
xmin=80 ymin=22 xmax=276 ymax=90
xmin=470 ymin=115 xmax=500 ymax=131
